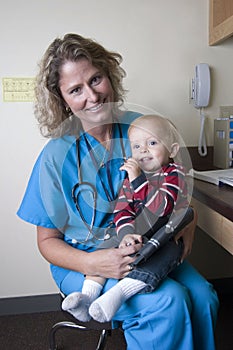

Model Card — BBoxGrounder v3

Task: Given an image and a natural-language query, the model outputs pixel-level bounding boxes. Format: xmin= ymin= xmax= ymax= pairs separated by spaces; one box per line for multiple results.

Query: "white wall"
xmin=1 ymin=0 xmax=233 ymax=297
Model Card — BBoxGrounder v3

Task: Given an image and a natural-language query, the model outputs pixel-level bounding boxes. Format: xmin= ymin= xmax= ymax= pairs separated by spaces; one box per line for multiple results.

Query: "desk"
xmin=192 ymin=179 xmax=233 ymax=255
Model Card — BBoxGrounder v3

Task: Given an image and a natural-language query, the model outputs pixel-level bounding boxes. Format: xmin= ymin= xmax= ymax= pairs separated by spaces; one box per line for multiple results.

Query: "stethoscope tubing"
xmin=72 ymin=122 xmax=126 ymax=242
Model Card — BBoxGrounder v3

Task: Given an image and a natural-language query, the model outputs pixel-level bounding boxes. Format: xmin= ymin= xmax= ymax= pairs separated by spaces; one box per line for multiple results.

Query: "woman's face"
xmin=59 ymin=58 xmax=114 ymax=131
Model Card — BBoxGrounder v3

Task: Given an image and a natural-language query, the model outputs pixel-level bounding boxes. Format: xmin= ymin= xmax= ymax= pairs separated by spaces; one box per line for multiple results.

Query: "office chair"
xmin=48 ymin=290 xmax=120 ymax=350
xmin=49 ymin=313 xmax=114 ymax=350
xmin=49 ymin=207 xmax=194 ymax=349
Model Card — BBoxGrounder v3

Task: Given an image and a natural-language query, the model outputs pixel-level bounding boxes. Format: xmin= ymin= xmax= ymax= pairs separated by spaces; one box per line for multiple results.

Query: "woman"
xmin=17 ymin=33 xmax=219 ymax=350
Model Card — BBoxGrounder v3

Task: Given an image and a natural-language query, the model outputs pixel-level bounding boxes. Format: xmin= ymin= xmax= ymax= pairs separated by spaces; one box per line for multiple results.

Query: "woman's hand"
xmin=87 ymin=243 xmax=142 ymax=279
xmin=37 ymin=226 xmax=141 ymax=280
xmin=174 ymin=207 xmax=198 ymax=262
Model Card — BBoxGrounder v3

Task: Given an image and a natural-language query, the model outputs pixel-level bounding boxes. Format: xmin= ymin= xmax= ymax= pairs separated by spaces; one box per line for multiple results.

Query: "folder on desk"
xmin=193 ymin=169 xmax=233 ymax=187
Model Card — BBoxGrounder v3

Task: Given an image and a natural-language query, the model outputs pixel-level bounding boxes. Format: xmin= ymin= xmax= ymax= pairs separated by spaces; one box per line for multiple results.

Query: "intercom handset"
xmin=191 ymin=63 xmax=210 ymax=108
xmin=191 ymin=63 xmax=211 ymax=157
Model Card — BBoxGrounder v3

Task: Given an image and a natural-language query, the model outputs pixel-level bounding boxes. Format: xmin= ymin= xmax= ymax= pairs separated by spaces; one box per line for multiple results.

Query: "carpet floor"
xmin=0 ymin=293 xmax=232 ymax=349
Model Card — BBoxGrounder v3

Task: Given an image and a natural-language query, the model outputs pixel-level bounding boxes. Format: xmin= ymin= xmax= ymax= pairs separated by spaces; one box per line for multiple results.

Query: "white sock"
xmin=89 ymin=278 xmax=146 ymax=322
xmin=62 ymin=279 xmax=103 ymax=322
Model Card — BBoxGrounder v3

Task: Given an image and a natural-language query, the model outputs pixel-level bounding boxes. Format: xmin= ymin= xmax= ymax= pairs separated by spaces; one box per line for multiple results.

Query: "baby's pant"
xmin=128 ymin=238 xmax=183 ymax=292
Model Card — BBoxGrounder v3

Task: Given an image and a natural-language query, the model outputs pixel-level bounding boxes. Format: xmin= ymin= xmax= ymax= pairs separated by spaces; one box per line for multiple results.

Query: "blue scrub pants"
xmin=51 ymin=261 xmax=219 ymax=350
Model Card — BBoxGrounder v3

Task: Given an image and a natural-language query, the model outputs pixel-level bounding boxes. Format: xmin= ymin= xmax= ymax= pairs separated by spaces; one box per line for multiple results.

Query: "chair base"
xmin=49 ymin=320 xmax=112 ymax=350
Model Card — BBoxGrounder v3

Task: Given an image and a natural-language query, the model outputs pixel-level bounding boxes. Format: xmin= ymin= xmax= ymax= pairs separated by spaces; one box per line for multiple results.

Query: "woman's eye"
xmin=91 ymin=75 xmax=102 ymax=86
xmin=70 ymin=86 xmax=81 ymax=95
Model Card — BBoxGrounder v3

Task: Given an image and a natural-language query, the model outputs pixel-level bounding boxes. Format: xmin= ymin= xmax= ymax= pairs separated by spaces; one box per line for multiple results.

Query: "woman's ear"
xmin=170 ymin=143 xmax=180 ymax=158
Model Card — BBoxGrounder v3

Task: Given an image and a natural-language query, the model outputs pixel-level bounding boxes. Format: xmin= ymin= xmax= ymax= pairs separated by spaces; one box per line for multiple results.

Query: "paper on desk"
xmin=193 ymin=169 xmax=233 ymax=187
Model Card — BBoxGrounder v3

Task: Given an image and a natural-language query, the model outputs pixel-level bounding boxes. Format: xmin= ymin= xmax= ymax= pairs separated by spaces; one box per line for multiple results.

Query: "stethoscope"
xmin=72 ymin=122 xmax=127 ymax=243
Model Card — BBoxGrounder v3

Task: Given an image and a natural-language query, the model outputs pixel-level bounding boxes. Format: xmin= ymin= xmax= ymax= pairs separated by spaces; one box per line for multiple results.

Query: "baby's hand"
xmin=119 ymin=234 xmax=143 ymax=248
xmin=120 ymin=158 xmax=141 ymax=182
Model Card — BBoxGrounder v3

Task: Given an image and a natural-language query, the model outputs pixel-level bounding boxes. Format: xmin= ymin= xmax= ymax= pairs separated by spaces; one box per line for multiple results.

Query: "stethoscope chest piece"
xmin=72 ymin=181 xmax=97 ymax=236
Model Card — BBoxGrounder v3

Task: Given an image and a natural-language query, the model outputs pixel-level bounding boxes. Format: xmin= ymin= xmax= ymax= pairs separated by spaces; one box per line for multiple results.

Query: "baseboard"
xmin=0 ymin=277 xmax=232 ymax=316
xmin=0 ymin=293 xmax=62 ymax=316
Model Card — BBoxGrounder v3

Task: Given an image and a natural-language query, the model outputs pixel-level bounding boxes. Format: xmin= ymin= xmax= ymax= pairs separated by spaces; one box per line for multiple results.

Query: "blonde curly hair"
xmin=35 ymin=33 xmax=127 ymax=137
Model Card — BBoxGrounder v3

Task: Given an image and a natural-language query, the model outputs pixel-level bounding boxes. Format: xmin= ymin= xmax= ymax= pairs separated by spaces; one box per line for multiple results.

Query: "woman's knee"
xmin=59 ymin=270 xmax=85 ymax=295
xmin=171 ymin=261 xmax=219 ymax=309
xmin=114 ymin=277 xmax=192 ymax=322
xmin=192 ymin=279 xmax=219 ymax=322
xmin=158 ymin=278 xmax=192 ymax=314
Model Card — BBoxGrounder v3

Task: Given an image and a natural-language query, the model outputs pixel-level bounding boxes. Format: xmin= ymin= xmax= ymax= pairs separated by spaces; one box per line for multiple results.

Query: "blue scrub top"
xmin=17 ymin=111 xmax=141 ymax=248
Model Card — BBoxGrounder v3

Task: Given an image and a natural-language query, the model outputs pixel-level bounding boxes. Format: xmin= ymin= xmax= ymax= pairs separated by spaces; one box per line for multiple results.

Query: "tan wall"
xmin=1 ymin=0 xmax=233 ymax=297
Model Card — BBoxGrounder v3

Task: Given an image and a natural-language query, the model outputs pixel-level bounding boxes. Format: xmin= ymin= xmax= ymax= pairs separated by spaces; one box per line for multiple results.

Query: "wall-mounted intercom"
xmin=191 ymin=63 xmax=210 ymax=108
xmin=191 ymin=63 xmax=211 ymax=157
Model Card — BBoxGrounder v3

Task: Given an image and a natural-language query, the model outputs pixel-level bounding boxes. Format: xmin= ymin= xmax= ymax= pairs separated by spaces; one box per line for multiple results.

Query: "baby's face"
xmin=129 ymin=126 xmax=171 ymax=172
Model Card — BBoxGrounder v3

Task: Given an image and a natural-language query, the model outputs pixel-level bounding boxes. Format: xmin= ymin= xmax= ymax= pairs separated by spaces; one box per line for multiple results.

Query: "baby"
xmin=62 ymin=114 xmax=189 ymax=323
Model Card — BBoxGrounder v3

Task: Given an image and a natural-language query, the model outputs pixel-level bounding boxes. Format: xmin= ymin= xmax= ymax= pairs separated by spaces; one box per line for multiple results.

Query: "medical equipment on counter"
xmin=214 ymin=117 xmax=233 ymax=169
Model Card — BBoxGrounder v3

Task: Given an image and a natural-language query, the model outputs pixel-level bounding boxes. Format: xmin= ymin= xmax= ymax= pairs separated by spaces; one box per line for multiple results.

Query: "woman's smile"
xmin=86 ymin=102 xmax=104 ymax=112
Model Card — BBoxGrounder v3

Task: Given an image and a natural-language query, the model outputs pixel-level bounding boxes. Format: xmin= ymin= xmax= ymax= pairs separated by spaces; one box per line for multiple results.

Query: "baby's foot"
xmin=89 ymin=289 xmax=123 ymax=323
xmin=89 ymin=278 xmax=146 ymax=322
xmin=62 ymin=292 xmax=92 ymax=322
